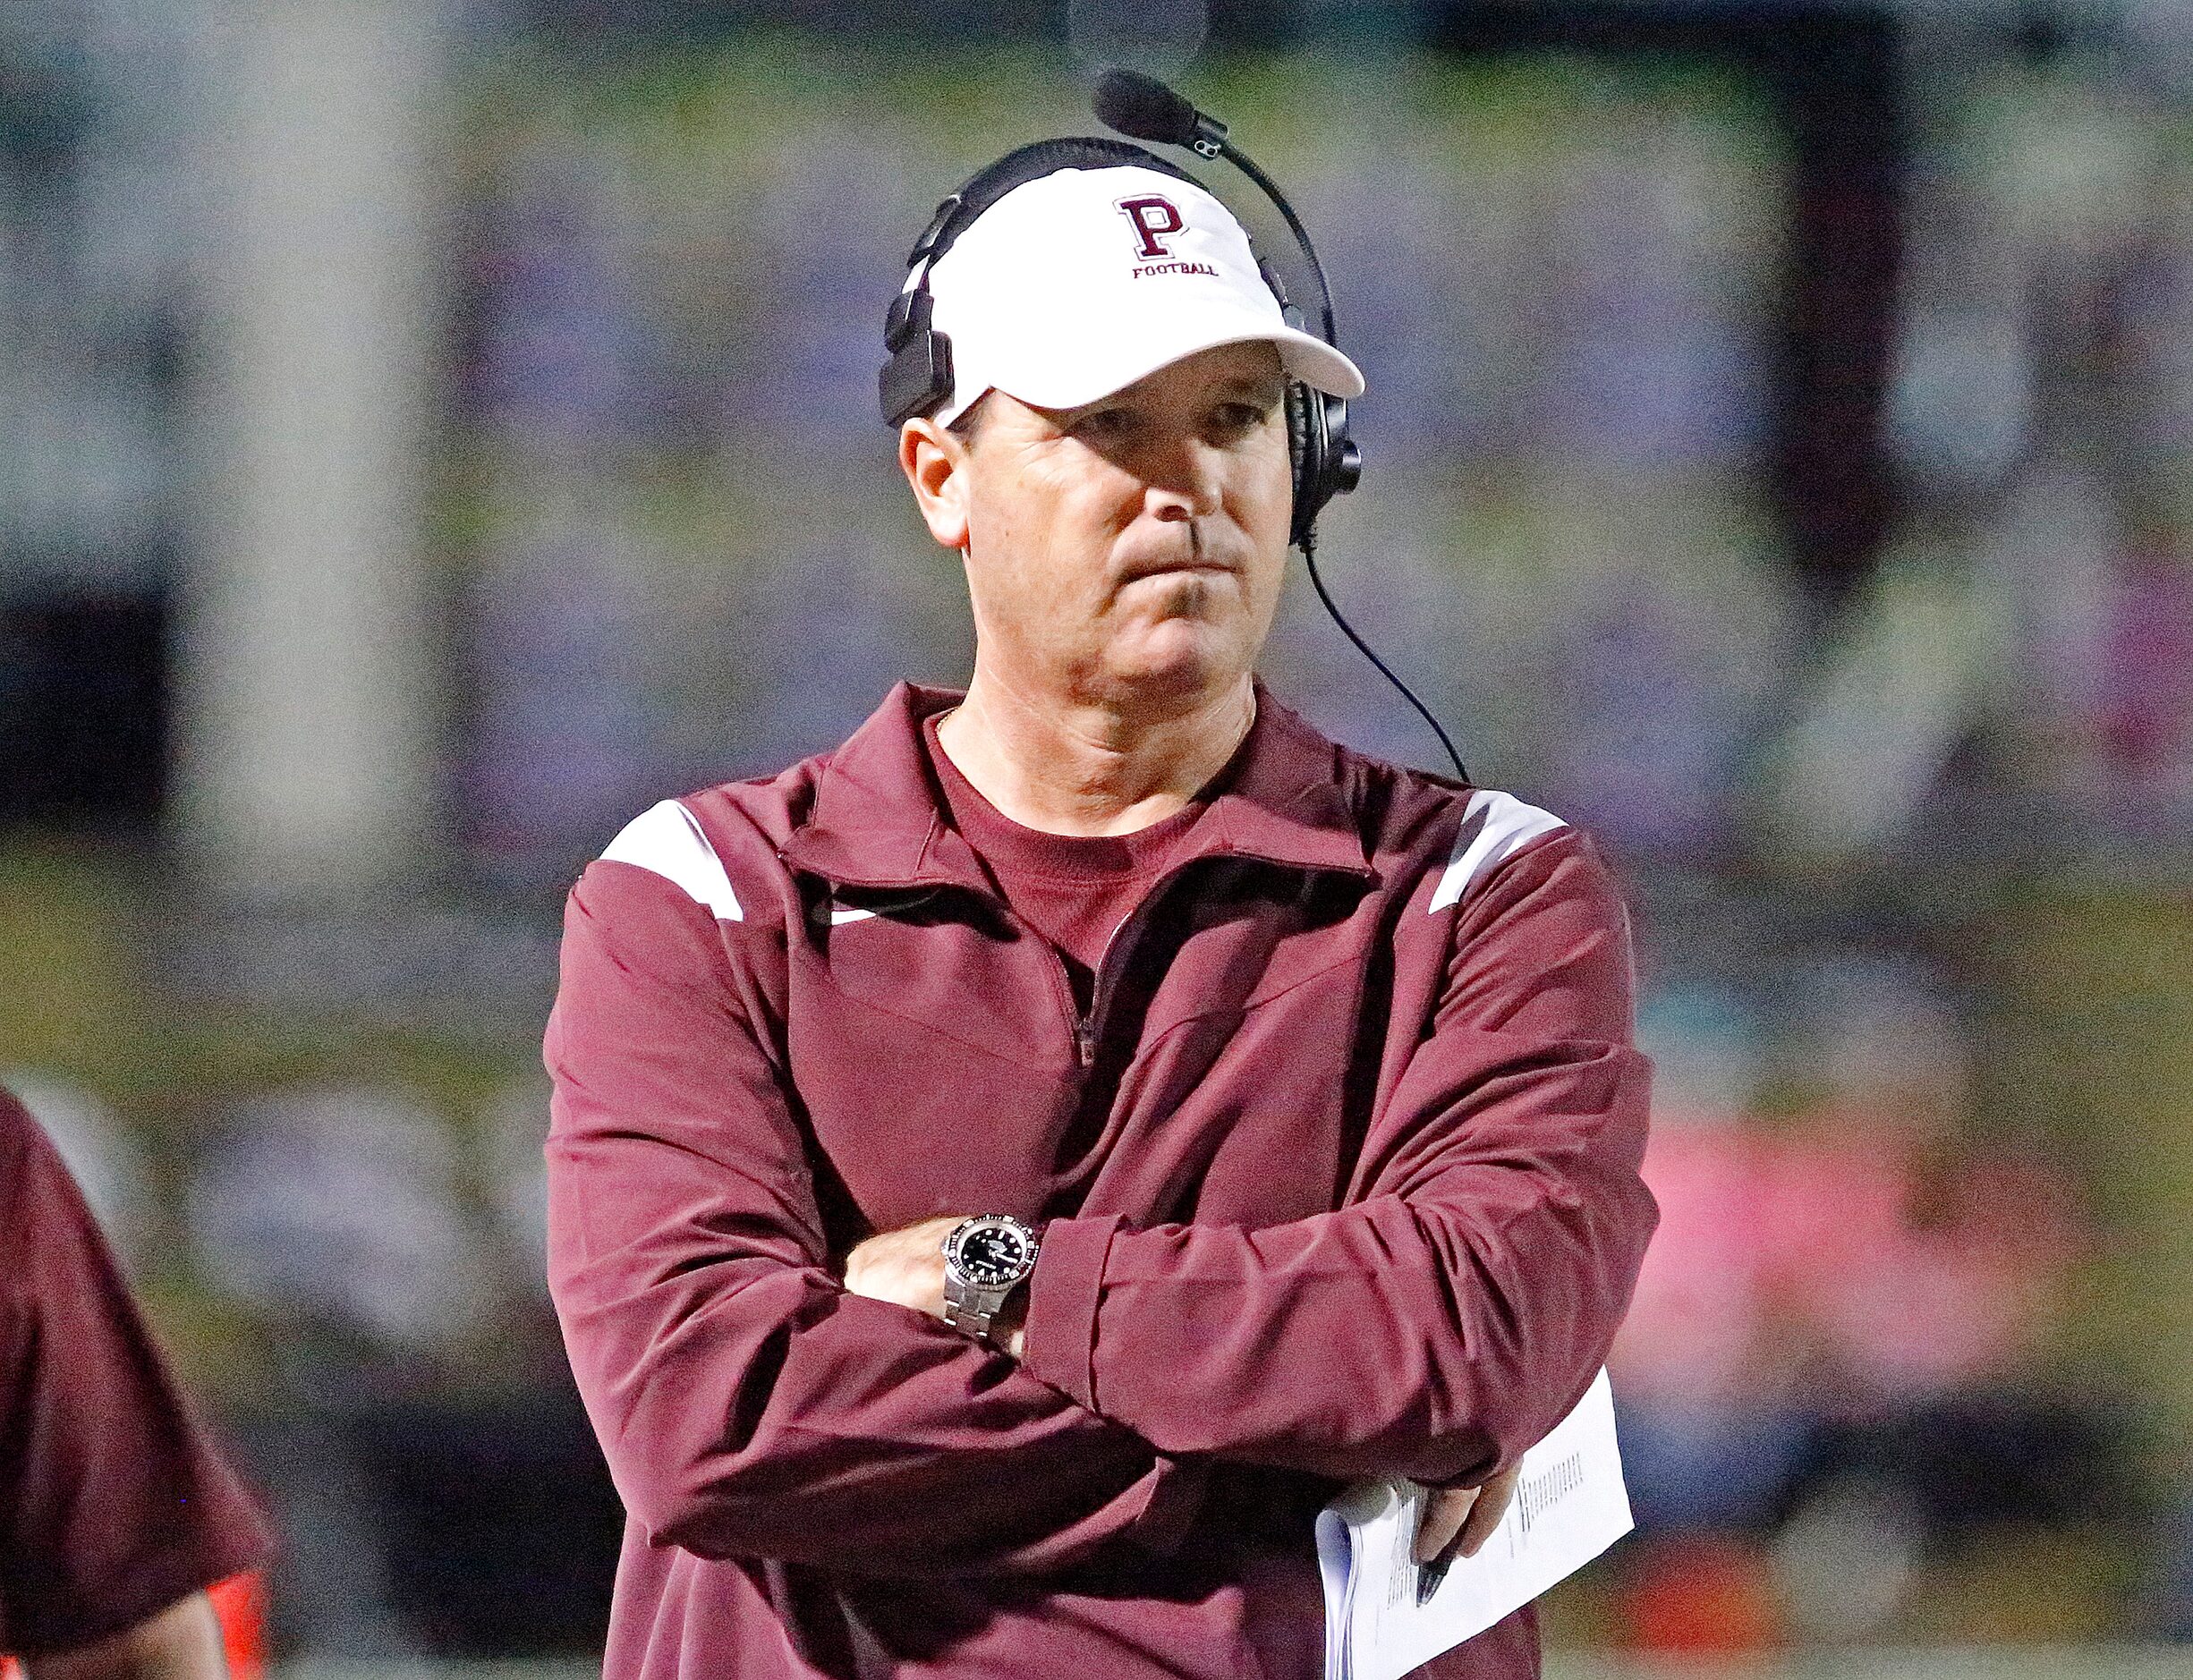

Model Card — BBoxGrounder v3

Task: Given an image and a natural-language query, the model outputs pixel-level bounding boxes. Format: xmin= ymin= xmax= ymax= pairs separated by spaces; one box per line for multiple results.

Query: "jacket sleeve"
xmin=1016 ymin=829 xmax=1656 ymax=1489
xmin=544 ymin=860 xmax=1199 ymax=1578
xmin=0 ymin=1099 xmax=270 ymax=1656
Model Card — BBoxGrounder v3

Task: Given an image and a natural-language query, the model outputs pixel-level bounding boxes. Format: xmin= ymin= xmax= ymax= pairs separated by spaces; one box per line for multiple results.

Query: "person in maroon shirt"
xmin=545 ymin=146 xmax=1654 ymax=1679
xmin=0 ymin=1089 xmax=269 ymax=1680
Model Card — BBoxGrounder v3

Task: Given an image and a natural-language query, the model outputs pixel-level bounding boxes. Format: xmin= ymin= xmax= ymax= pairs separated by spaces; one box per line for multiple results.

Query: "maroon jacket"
xmin=0 ymin=1090 xmax=269 ymax=1657
xmin=545 ymin=683 xmax=1654 ymax=1680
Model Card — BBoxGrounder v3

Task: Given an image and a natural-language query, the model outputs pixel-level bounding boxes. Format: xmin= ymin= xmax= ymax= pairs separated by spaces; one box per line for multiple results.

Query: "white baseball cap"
xmin=920 ymin=163 xmax=1365 ymax=427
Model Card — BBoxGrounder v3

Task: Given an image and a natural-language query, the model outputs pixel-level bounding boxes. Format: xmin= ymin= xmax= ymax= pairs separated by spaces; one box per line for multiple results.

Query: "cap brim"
xmin=992 ymin=310 xmax=1365 ymax=414
xmin=1271 ymin=327 xmax=1366 ymax=400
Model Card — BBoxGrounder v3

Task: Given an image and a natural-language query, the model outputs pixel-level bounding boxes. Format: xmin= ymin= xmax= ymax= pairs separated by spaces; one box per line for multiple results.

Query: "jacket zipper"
xmin=1068 ymin=858 xmax=1209 ymax=1067
xmin=1007 ymin=900 xmax=1101 ymax=1068
xmin=941 ymin=867 xmax=1200 ymax=1070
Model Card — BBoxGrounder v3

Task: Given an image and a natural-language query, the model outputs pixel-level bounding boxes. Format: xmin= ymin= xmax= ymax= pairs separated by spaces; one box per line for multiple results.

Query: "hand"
xmin=1413 ymin=1464 xmax=1520 ymax=1565
xmin=843 ymin=1216 xmax=961 ymax=1319
xmin=843 ymin=1216 xmax=1030 ymax=1356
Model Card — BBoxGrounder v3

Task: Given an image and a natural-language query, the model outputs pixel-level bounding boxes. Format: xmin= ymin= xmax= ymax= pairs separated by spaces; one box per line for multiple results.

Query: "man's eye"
xmin=1211 ymin=402 xmax=1273 ymax=437
xmin=1074 ymin=408 xmax=1135 ymax=440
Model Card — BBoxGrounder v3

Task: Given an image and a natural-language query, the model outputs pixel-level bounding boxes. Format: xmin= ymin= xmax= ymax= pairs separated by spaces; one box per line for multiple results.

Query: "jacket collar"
xmin=778 ymin=681 xmax=1374 ymax=893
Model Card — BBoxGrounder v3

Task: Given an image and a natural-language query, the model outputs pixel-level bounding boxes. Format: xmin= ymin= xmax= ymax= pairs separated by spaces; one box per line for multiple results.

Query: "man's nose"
xmin=1143 ymin=436 xmax=1224 ymax=522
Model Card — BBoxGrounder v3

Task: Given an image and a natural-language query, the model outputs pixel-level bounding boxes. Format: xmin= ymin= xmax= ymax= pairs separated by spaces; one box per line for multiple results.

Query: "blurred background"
xmin=4 ymin=0 xmax=2192 ymax=1675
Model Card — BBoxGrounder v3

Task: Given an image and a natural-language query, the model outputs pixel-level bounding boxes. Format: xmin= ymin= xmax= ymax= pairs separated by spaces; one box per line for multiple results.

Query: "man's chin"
xmin=1097 ymin=624 xmax=1254 ymax=704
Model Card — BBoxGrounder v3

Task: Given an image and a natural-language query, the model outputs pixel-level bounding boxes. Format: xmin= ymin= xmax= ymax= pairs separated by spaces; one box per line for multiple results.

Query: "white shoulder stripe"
xmin=599 ymin=800 xmax=743 ymax=921
xmin=1428 ymin=789 xmax=1567 ymax=912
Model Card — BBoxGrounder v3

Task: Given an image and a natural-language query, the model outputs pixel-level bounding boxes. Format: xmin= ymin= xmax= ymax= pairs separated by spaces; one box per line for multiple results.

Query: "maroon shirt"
xmin=545 ymin=683 xmax=1655 ymax=1680
xmin=922 ymin=708 xmax=1211 ymax=1010
xmin=0 ymin=1090 xmax=269 ymax=1657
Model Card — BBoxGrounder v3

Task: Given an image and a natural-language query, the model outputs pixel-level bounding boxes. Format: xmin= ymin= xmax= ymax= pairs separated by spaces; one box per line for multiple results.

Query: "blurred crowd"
xmin=1607 ymin=968 xmax=2117 ymax=1650
xmin=4 ymin=0 xmax=2193 ymax=1663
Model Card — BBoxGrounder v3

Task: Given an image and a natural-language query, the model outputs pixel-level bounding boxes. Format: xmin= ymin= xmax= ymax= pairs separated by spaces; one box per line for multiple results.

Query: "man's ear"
xmin=898 ymin=418 xmax=971 ymax=552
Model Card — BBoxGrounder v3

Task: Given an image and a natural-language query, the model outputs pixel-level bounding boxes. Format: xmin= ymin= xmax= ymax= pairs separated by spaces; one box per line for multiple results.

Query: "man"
xmin=546 ymin=150 xmax=1654 ymax=1679
xmin=0 ymin=1088 xmax=269 ymax=1680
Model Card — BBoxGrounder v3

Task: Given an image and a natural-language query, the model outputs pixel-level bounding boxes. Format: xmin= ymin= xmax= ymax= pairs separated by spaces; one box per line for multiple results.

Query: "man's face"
xmin=900 ymin=340 xmax=1294 ymax=713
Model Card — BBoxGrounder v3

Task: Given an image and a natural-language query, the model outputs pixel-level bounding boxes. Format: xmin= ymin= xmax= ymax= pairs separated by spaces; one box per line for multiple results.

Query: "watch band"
xmin=942 ymin=1272 xmax=1005 ymax=1339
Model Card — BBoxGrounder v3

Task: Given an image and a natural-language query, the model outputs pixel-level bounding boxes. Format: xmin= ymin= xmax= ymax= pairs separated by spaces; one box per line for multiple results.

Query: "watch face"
xmin=952 ymin=1220 xmax=1033 ymax=1288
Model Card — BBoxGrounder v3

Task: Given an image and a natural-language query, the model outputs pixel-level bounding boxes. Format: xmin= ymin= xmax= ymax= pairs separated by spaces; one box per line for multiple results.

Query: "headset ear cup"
xmin=1288 ymin=379 xmax=1326 ymax=549
xmin=1323 ymin=395 xmax=1361 ymax=497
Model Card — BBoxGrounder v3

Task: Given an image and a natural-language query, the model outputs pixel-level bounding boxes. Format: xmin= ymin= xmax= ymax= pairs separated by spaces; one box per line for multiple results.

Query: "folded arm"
xmin=545 ymin=863 xmax=1195 ymax=1578
xmin=1014 ymin=832 xmax=1658 ymax=1489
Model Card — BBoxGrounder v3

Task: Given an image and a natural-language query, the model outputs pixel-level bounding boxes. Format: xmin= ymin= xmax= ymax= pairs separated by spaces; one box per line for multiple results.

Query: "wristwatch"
xmin=940 ymin=1214 xmax=1040 ymax=1345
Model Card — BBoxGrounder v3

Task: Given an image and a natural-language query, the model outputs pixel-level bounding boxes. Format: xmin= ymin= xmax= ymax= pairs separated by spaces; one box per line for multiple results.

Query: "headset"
xmin=878 ymin=72 xmax=1467 ymax=782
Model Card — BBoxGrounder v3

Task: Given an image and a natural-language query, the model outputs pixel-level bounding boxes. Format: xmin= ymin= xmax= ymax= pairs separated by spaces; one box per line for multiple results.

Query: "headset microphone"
xmin=1089 ymin=69 xmax=1216 ymax=150
xmin=1092 ymin=70 xmax=1467 ymax=783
